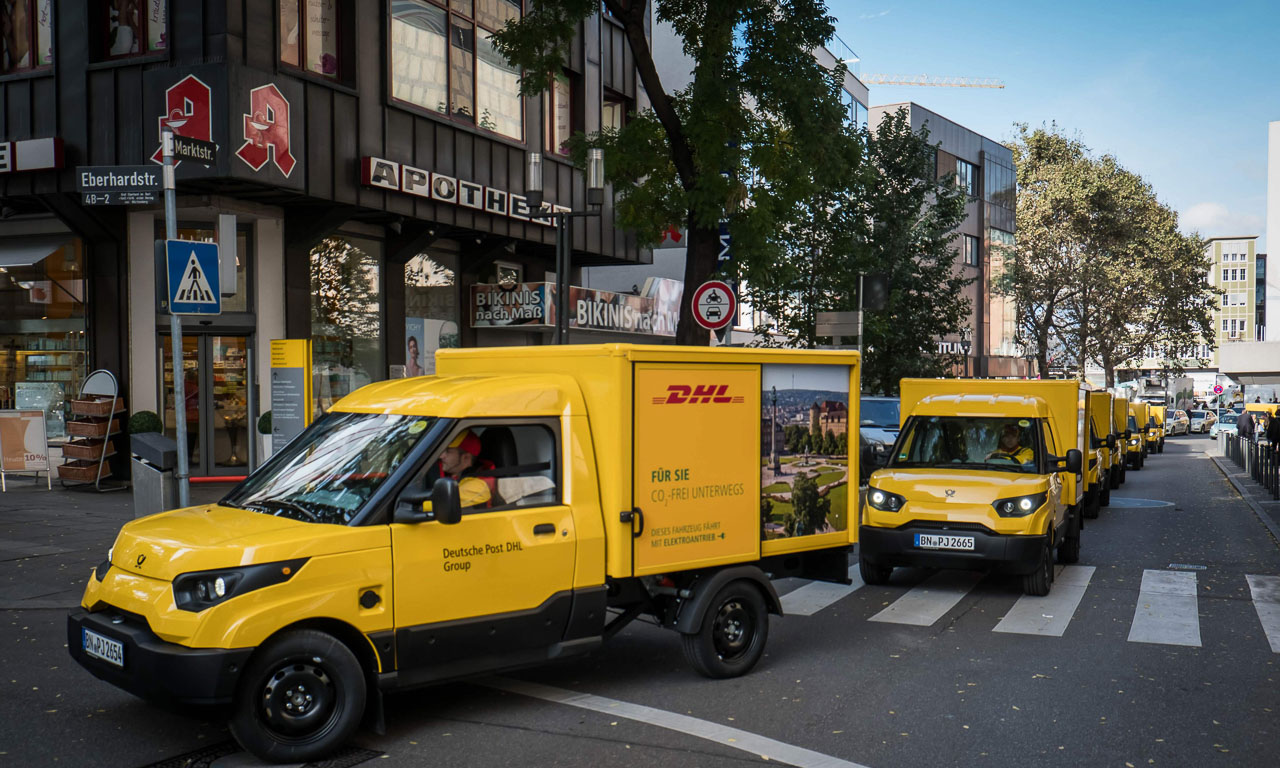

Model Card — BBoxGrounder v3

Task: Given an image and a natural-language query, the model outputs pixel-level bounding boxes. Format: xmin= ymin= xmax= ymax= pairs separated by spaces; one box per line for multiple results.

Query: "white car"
xmin=1188 ymin=409 xmax=1216 ymax=434
xmin=1209 ymin=412 xmax=1238 ymax=438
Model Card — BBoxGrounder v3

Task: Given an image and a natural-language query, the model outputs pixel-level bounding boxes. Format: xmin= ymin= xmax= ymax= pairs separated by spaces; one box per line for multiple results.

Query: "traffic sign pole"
xmin=163 ymin=126 xmax=191 ymax=507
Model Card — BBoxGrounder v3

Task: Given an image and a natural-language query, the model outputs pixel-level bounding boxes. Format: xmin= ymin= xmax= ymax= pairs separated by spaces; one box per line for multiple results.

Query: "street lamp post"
xmin=960 ymin=326 xmax=972 ymax=378
xmin=525 ymin=149 xmax=605 ymax=344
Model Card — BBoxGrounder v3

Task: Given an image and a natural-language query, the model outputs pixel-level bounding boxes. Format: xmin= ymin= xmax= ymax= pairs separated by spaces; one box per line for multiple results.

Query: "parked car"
xmin=1209 ymin=412 xmax=1238 ymax=438
xmin=1165 ymin=409 xmax=1190 ymax=436
xmin=859 ymin=396 xmax=900 ymax=483
xmin=1188 ymin=409 xmax=1216 ymax=433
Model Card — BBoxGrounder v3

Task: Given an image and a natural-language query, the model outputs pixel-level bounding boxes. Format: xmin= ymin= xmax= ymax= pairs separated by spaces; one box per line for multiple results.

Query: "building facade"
xmin=869 ymin=102 xmax=1025 ymax=379
xmin=0 ymin=0 xmax=648 ymax=477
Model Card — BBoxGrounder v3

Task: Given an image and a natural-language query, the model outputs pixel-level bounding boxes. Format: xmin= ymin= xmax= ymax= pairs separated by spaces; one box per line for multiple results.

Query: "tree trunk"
xmin=676 ymin=224 xmax=722 ymax=345
xmin=1037 ymin=323 xmax=1051 ymax=379
xmin=1103 ymin=351 xmax=1115 ymax=389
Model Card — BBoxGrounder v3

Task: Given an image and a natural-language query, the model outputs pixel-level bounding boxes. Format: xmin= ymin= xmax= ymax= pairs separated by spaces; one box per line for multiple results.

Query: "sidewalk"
xmin=0 ymin=482 xmax=228 ymax=610
xmin=1208 ymin=449 xmax=1280 ymax=544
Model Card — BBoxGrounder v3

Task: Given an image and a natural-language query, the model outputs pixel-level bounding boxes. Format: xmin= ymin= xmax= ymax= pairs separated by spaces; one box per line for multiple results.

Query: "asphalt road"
xmin=3 ymin=433 xmax=1279 ymax=767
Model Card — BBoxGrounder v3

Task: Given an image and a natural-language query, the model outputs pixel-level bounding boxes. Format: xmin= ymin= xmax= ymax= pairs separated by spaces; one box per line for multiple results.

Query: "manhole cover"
xmin=136 ymin=743 xmax=383 ymax=768
xmin=1106 ymin=498 xmax=1175 ymax=509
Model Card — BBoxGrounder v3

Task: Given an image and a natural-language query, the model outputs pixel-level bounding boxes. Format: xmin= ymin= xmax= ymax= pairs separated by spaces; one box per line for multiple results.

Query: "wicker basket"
xmin=62 ymin=439 xmax=116 ymax=461
xmin=67 ymin=418 xmax=120 ymax=439
xmin=58 ymin=459 xmax=111 ymax=484
xmin=70 ymin=397 xmax=123 ymax=418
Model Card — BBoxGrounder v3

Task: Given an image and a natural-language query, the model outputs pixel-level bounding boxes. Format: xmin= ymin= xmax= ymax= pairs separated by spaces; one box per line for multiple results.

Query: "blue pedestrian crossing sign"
xmin=166 ymin=239 xmax=221 ymax=315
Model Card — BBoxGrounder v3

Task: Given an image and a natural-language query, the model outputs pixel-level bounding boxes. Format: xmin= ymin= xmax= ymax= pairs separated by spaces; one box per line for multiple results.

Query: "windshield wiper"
xmin=251 ymin=498 xmax=322 ymax=523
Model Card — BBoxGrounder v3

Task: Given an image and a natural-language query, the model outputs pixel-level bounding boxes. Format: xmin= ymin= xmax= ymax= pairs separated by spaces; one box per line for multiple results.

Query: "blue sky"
xmin=831 ymin=0 xmax=1280 ymax=250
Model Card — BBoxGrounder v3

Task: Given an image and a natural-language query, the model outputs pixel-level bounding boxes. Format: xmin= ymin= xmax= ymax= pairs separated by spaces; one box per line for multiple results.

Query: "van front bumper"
xmin=859 ymin=524 xmax=1046 ymax=575
xmin=68 ymin=608 xmax=251 ymax=709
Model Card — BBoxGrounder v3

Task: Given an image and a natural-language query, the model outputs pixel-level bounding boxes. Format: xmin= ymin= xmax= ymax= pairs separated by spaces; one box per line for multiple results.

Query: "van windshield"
xmin=890 ymin=416 xmax=1042 ymax=474
xmin=223 ymin=412 xmax=436 ymax=525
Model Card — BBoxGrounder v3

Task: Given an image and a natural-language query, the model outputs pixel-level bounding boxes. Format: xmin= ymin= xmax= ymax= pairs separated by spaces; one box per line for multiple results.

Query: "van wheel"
xmin=229 ymin=629 xmax=367 ymax=764
xmin=1159 ymin=439 xmax=1165 ymax=453
xmin=680 ymin=581 xmax=769 ymax=679
xmin=859 ymin=557 xmax=893 ymax=586
xmin=1099 ymin=479 xmax=1111 ymax=508
xmin=1084 ymin=489 xmax=1101 ymax=519
xmin=1110 ymin=466 xmax=1121 ymax=489
xmin=1023 ymin=529 xmax=1053 ymax=597
xmin=1057 ymin=509 xmax=1081 ymax=565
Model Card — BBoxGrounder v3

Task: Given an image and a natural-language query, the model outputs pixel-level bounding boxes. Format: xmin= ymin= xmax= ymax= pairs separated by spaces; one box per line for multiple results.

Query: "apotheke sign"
xmin=361 ymin=156 xmax=566 ymax=225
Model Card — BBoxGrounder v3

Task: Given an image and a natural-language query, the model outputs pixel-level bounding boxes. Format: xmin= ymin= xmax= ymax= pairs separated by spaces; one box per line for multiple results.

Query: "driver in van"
xmin=986 ymin=423 xmax=1034 ymax=464
xmin=438 ymin=429 xmax=499 ymax=508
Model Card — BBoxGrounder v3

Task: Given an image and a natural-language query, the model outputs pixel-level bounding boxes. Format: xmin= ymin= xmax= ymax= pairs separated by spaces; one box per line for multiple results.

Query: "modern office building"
xmin=0 ymin=1 xmax=650 ymax=477
xmin=868 ymin=102 xmax=1025 ymax=378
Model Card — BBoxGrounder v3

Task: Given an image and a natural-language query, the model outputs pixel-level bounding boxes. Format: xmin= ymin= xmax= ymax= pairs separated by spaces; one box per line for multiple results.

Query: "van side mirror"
xmin=1107 ymin=435 xmax=1117 ymax=450
xmin=1124 ymin=430 xmax=1132 ymax=440
xmin=432 ymin=476 xmax=463 ymax=525
xmin=1064 ymin=449 xmax=1082 ymax=474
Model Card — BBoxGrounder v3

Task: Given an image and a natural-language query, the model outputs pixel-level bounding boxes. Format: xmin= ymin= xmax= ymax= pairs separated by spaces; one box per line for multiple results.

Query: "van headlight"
xmin=867 ymin=488 xmax=906 ymax=512
xmin=1129 ymin=438 xmax=1140 ymax=446
xmin=992 ymin=492 xmax=1048 ymax=518
xmin=173 ymin=558 xmax=308 ymax=612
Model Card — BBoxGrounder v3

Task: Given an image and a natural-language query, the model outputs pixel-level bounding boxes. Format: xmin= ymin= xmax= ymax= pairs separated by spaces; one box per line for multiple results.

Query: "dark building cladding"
xmin=0 ymin=0 xmax=648 ymax=477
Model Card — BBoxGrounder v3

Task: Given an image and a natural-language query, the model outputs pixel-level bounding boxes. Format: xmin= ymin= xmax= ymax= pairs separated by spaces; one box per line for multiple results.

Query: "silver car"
xmin=1188 ymin=409 xmax=1216 ymax=433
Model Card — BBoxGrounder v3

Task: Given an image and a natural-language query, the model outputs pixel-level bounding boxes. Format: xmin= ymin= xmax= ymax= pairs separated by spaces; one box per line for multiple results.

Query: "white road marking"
xmin=868 ymin=570 xmax=984 ymax=627
xmin=781 ymin=566 xmax=865 ymax=616
xmin=1246 ymin=574 xmax=1280 ymax=653
xmin=993 ymin=565 xmax=1095 ymax=637
xmin=1128 ymin=569 xmax=1201 ymax=647
xmin=483 ymin=677 xmax=872 ymax=768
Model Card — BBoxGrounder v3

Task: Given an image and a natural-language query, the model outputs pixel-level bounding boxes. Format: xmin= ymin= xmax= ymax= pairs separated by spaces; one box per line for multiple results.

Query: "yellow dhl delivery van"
xmin=1127 ymin=401 xmax=1149 ymax=469
xmin=1150 ymin=404 xmax=1167 ymax=453
xmin=69 ymin=345 xmax=859 ymax=762
xmin=1111 ymin=395 xmax=1130 ymax=485
xmin=1084 ymin=390 xmax=1116 ymax=518
xmin=859 ymin=379 xmax=1085 ymax=597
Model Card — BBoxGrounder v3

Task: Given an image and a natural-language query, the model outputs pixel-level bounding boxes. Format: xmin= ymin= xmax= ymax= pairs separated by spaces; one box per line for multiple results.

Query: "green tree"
xmin=760 ymin=497 xmax=774 ymax=539
xmin=824 ymin=429 xmax=838 ymax=456
xmin=493 ymin=0 xmax=859 ymax=344
xmin=837 ymin=431 xmax=849 ymax=457
xmin=787 ymin=471 xmax=830 ymax=536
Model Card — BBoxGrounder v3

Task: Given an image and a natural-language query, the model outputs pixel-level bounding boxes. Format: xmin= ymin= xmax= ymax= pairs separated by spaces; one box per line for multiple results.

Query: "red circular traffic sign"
xmin=1213 ymin=384 xmax=1224 ymax=395
xmin=691 ymin=280 xmax=736 ymax=330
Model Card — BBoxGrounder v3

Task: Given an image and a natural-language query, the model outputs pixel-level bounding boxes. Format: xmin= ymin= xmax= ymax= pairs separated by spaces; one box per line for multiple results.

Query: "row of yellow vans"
xmin=67 ymin=346 xmax=1168 ymax=762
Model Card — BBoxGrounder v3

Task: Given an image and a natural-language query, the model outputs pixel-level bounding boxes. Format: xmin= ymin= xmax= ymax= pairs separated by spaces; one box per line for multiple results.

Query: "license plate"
xmin=914 ymin=533 xmax=975 ymax=551
xmin=82 ymin=628 xmax=124 ymax=668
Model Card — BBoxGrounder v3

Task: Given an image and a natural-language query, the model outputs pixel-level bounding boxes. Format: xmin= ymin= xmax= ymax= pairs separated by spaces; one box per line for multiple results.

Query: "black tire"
xmin=680 ymin=581 xmax=769 ymax=679
xmin=1099 ymin=477 xmax=1111 ymax=508
xmin=1110 ymin=465 xmax=1121 ymax=489
xmin=1057 ymin=508 xmax=1081 ymax=565
xmin=859 ymin=556 xmax=893 ymax=586
xmin=1084 ymin=487 xmax=1101 ymax=519
xmin=228 ymin=629 xmax=367 ymax=764
xmin=1159 ymin=439 xmax=1165 ymax=453
xmin=1023 ymin=527 xmax=1053 ymax=596
xmin=1119 ymin=465 xmax=1127 ymax=484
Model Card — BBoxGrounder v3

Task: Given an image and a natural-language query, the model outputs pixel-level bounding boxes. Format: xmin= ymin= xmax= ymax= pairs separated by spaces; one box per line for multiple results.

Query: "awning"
xmin=0 ymin=235 xmax=73 ymax=269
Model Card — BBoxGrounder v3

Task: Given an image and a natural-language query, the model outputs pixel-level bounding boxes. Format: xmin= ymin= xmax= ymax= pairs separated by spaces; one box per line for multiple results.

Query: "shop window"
xmin=310 ymin=236 xmax=384 ymax=414
xmin=390 ymin=0 xmax=524 ymax=141
xmin=546 ymin=72 xmax=572 ymax=156
xmin=1 ymin=0 xmax=53 ymax=73
xmin=280 ymin=0 xmax=346 ymax=80
xmin=404 ymin=251 xmax=459 ymax=377
xmin=104 ymin=0 xmax=167 ymax=58
xmin=0 ymin=238 xmax=88 ymax=438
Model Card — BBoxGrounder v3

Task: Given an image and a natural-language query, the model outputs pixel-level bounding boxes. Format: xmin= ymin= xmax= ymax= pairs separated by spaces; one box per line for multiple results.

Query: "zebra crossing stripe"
xmin=868 ymin=570 xmax=984 ymax=626
xmin=1245 ymin=575 xmax=1280 ymax=653
xmin=781 ymin=566 xmax=865 ymax=616
xmin=993 ymin=565 xmax=1095 ymax=637
xmin=1128 ymin=569 xmax=1201 ymax=647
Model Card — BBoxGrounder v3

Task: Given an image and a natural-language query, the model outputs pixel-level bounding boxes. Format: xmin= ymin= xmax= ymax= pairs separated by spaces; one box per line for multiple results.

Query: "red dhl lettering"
xmin=651 ymin=384 xmax=744 ymax=405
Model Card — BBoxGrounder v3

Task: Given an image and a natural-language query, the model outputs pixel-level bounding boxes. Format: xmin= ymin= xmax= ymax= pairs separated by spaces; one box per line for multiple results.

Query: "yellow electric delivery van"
xmin=859 ymin=379 xmax=1085 ymax=597
xmin=1111 ymin=395 xmax=1130 ymax=486
xmin=69 ymin=345 xmax=860 ymax=762
xmin=1127 ymin=401 xmax=1149 ymax=469
xmin=1084 ymin=390 xmax=1115 ymax=518
xmin=1150 ymin=404 xmax=1167 ymax=453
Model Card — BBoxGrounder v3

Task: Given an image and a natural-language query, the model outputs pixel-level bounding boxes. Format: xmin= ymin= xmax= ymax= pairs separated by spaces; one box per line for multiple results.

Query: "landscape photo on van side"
xmin=760 ymin=364 xmax=851 ymax=539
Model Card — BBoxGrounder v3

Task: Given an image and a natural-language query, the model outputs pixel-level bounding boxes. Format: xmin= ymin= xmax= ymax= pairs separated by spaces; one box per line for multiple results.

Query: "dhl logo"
xmin=652 ymin=384 xmax=746 ymax=405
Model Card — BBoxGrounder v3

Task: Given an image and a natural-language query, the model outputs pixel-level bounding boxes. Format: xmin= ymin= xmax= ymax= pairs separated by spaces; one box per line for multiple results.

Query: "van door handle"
xmin=533 ymin=523 xmax=556 ymax=535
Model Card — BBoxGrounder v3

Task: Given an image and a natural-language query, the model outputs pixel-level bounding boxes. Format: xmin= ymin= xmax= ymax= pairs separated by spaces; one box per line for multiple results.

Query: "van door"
xmin=390 ymin=421 xmax=575 ymax=677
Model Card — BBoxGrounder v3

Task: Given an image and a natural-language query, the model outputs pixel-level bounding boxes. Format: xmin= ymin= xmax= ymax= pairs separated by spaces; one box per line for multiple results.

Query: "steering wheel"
xmin=258 ymin=498 xmax=320 ymax=523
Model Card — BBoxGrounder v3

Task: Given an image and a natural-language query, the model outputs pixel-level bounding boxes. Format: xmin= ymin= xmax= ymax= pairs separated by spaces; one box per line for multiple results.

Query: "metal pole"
xmin=557 ymin=214 xmax=572 ymax=344
xmin=856 ymin=272 xmax=864 ymax=358
xmin=246 ymin=343 xmax=257 ymax=472
xmin=162 ymin=126 xmax=191 ymax=507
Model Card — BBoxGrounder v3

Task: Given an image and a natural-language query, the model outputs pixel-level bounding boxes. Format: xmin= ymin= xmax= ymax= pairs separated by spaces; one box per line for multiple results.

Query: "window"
xmin=280 ymin=0 xmax=340 ymax=79
xmin=955 ymin=158 xmax=977 ymax=197
xmin=106 ymin=0 xmax=166 ymax=58
xmin=1223 ymin=319 xmax=1229 ymax=332
xmin=546 ymin=71 xmax=572 ymax=155
xmin=408 ymin=422 xmax=559 ymax=512
xmin=1222 ymin=268 xmax=1230 ymax=283
xmin=310 ymin=236 xmax=384 ymax=414
xmin=962 ymin=234 xmax=980 ymax=266
xmin=390 ymin=0 xmax=524 ymax=140
xmin=404 ymin=251 xmax=459 ymax=377
xmin=1 ymin=0 xmax=53 ymax=73
xmin=602 ymin=95 xmax=626 ymax=132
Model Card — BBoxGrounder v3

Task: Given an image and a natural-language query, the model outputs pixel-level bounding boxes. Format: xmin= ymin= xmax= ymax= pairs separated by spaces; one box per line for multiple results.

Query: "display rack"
xmin=59 ymin=369 xmax=126 ymax=492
